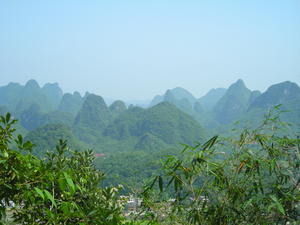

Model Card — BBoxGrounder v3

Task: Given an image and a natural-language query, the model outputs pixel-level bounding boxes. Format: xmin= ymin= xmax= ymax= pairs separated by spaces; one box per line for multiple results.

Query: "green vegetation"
xmin=58 ymin=92 xmax=85 ymax=116
xmin=109 ymin=100 xmax=127 ymax=117
xmin=25 ymin=123 xmax=88 ymax=157
xmin=249 ymin=81 xmax=300 ymax=110
xmin=1 ymin=108 xmax=299 ymax=224
xmin=41 ymin=82 xmax=63 ymax=107
xmin=198 ymin=88 xmax=227 ymax=110
xmin=213 ymin=79 xmax=255 ymax=124
xmin=140 ymin=110 xmax=300 ymax=224
xmin=0 ymin=78 xmax=300 ymax=212
xmin=74 ymin=94 xmax=111 ymax=132
xmin=0 ymin=114 xmax=127 ymax=225
xmin=150 ymin=87 xmax=197 ymax=107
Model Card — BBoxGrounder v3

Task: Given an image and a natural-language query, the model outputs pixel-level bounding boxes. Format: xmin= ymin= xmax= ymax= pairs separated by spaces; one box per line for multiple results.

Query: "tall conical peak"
xmin=73 ymin=91 xmax=82 ymax=98
xmin=229 ymin=79 xmax=246 ymax=89
xmin=25 ymin=79 xmax=40 ymax=89
xmin=74 ymin=94 xmax=111 ymax=131
xmin=225 ymin=79 xmax=251 ymax=97
xmin=164 ymin=90 xmax=175 ymax=102
xmin=165 ymin=89 xmax=173 ymax=96
xmin=213 ymin=79 xmax=252 ymax=124
xmin=109 ymin=100 xmax=127 ymax=112
xmin=77 ymin=94 xmax=109 ymax=122
xmin=83 ymin=94 xmax=107 ymax=109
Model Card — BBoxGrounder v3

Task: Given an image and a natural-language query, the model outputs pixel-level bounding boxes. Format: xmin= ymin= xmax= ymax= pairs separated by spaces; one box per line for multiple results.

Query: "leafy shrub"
xmin=141 ymin=109 xmax=300 ymax=224
xmin=0 ymin=113 xmax=126 ymax=225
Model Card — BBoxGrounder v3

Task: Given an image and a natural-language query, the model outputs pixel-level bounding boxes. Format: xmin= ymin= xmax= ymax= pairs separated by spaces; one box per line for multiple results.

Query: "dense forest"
xmin=0 ymin=79 xmax=299 ymax=191
xmin=0 ymin=79 xmax=300 ymax=224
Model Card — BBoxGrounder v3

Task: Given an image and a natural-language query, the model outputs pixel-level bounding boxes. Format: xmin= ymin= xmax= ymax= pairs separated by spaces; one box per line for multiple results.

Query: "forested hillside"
xmin=149 ymin=79 xmax=300 ymax=131
xmin=1 ymin=109 xmax=299 ymax=224
xmin=0 ymin=79 xmax=299 ymax=190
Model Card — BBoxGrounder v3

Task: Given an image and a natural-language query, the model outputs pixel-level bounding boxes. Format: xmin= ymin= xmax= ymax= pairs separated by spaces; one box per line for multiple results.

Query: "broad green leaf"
xmin=34 ymin=187 xmax=44 ymax=200
xmin=64 ymin=172 xmax=76 ymax=193
xmin=44 ymin=190 xmax=56 ymax=207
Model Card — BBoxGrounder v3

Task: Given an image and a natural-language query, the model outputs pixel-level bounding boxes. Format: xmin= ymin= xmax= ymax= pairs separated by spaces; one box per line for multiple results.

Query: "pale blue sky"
xmin=0 ymin=0 xmax=299 ymax=100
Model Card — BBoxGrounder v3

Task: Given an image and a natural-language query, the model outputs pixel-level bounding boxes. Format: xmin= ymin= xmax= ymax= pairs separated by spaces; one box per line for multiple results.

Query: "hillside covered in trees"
xmin=0 ymin=79 xmax=299 ymax=190
xmin=1 ymin=108 xmax=299 ymax=224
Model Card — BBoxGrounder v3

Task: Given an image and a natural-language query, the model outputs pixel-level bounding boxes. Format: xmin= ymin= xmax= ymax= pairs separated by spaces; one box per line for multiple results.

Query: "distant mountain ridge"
xmin=0 ymin=78 xmax=299 ymax=136
xmin=198 ymin=88 xmax=227 ymax=110
xmin=147 ymin=79 xmax=299 ymax=127
xmin=249 ymin=81 xmax=300 ymax=110
xmin=150 ymin=87 xmax=198 ymax=107
xmin=213 ymin=79 xmax=261 ymax=124
xmin=1 ymin=78 xmax=299 ymax=191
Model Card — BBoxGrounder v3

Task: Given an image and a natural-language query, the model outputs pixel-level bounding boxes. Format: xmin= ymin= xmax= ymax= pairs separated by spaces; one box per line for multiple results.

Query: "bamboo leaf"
xmin=44 ymin=190 xmax=57 ymax=207
xmin=64 ymin=172 xmax=76 ymax=193
xmin=5 ymin=113 xmax=11 ymax=123
xmin=34 ymin=187 xmax=44 ymax=200
xmin=202 ymin=136 xmax=218 ymax=150
xmin=270 ymin=195 xmax=285 ymax=215
xmin=158 ymin=176 xmax=163 ymax=192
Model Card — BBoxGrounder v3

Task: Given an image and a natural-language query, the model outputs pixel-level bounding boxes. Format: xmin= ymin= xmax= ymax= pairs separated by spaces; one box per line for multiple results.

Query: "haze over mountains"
xmin=1 ymin=78 xmax=299 ymax=189
xmin=1 ymin=78 xmax=299 ymax=130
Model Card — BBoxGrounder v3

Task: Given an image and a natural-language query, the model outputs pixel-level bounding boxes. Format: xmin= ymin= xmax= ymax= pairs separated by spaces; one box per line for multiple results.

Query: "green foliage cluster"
xmin=141 ymin=110 xmax=300 ymax=224
xmin=1 ymin=79 xmax=300 ymax=200
xmin=95 ymin=147 xmax=179 ymax=193
xmin=0 ymin=88 xmax=204 ymax=191
xmin=92 ymin=102 xmax=205 ymax=191
xmin=25 ymin=123 xmax=87 ymax=157
xmin=104 ymin=102 xmax=204 ymax=146
xmin=0 ymin=114 xmax=127 ymax=225
xmin=1 ymin=107 xmax=299 ymax=224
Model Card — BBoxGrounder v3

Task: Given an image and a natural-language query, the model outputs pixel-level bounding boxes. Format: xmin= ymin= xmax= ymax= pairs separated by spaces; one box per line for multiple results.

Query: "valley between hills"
xmin=1 ymin=79 xmax=299 ymax=191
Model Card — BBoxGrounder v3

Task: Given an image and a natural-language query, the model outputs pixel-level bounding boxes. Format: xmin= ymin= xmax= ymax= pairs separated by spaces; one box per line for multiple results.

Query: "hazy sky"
xmin=1 ymin=0 xmax=299 ymax=100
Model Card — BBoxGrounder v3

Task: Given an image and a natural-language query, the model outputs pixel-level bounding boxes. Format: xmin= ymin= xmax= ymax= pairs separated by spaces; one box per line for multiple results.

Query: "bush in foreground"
xmin=141 ymin=109 xmax=300 ymax=224
xmin=0 ymin=113 xmax=126 ymax=225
